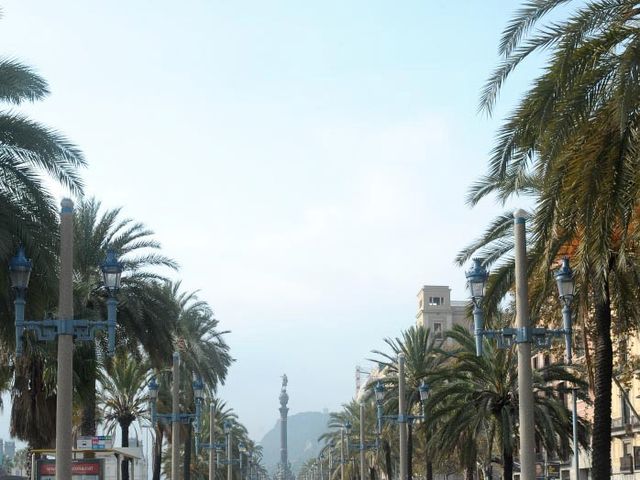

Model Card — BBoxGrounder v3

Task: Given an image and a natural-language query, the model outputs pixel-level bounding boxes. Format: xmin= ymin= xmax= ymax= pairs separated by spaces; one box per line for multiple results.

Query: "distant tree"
xmin=427 ymin=326 xmax=589 ymax=480
xmin=370 ymin=326 xmax=442 ymax=480
xmin=100 ymin=352 xmax=150 ymax=480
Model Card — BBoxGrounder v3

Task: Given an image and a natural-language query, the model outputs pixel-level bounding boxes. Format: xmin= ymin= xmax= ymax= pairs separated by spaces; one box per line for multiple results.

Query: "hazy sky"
xmin=0 ymin=0 xmax=542 ymax=448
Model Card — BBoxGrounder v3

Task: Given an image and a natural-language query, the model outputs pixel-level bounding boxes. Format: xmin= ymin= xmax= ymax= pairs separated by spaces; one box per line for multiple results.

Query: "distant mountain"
xmin=259 ymin=411 xmax=331 ymax=475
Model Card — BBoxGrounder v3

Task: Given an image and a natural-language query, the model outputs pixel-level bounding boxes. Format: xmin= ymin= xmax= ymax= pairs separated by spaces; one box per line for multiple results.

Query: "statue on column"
xmin=277 ymin=374 xmax=292 ymax=480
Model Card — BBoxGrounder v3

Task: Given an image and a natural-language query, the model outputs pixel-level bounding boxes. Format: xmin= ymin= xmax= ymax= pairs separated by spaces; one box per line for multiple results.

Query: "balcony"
xmin=612 ymin=417 xmax=640 ymax=437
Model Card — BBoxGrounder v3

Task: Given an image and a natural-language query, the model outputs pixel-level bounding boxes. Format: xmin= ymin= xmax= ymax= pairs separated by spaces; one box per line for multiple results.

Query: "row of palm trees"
xmin=309 ymin=325 xmax=587 ymax=480
xmin=0 ymin=34 xmax=261 ymax=479
xmin=312 ymin=1 xmax=640 ymax=478
xmin=461 ymin=1 xmax=640 ymax=479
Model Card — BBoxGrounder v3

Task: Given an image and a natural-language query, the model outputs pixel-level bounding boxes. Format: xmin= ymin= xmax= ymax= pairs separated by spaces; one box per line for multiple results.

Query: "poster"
xmin=36 ymin=458 xmax=103 ymax=480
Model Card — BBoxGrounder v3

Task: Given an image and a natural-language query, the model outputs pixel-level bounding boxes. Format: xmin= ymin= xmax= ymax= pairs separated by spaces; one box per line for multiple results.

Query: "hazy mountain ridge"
xmin=259 ymin=411 xmax=331 ymax=475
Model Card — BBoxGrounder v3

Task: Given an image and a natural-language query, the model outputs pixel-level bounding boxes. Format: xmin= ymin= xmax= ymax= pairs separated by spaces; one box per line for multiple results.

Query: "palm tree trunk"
xmin=591 ymin=280 xmax=613 ymax=480
xmin=423 ymin=425 xmax=432 ymax=480
xmin=383 ymin=440 xmax=392 ymax=480
xmin=184 ymin=423 xmax=192 ymax=480
xmin=407 ymin=422 xmax=413 ymax=480
xmin=503 ymin=447 xmax=513 ymax=480
xmin=153 ymin=428 xmax=164 ymax=480
xmin=79 ymin=344 xmax=98 ymax=436
xmin=465 ymin=463 xmax=474 ymax=480
xmin=121 ymin=420 xmax=131 ymax=480
xmin=80 ymin=394 xmax=96 ymax=436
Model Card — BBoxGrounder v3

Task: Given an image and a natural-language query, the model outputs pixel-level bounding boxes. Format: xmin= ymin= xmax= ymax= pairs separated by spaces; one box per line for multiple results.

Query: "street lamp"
xmin=217 ymin=420 xmax=245 ymax=480
xmin=466 ymin=210 xmax=578 ymax=480
xmin=147 ymin=353 xmax=204 ymax=479
xmin=555 ymin=258 xmax=579 ymax=480
xmin=342 ymin=412 xmax=377 ymax=480
xmin=373 ymin=354 xmax=429 ymax=480
xmin=10 ymin=200 xmax=123 ymax=479
xmin=11 ymin=246 xmax=122 ymax=357
xmin=198 ymin=403 xmax=227 ymax=480
xmin=318 ymin=441 xmax=336 ymax=480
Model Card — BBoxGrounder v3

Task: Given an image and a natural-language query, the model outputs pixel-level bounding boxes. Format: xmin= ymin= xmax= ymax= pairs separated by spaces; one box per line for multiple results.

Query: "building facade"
xmin=415 ymin=285 xmax=470 ymax=339
xmin=611 ymin=336 xmax=640 ymax=478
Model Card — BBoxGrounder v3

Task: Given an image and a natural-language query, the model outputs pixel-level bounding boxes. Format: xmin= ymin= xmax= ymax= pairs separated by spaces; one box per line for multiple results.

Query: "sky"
xmin=0 ymin=0 xmax=544 ymax=451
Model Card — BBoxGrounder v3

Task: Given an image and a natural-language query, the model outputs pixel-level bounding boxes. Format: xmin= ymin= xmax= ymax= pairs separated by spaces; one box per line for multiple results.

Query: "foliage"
xmin=465 ymin=1 xmax=640 ymax=477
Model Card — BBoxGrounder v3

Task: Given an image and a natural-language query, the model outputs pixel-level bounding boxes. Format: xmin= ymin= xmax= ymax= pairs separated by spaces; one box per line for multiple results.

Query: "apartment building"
xmin=611 ymin=336 xmax=640 ymax=478
xmin=415 ymin=285 xmax=470 ymax=338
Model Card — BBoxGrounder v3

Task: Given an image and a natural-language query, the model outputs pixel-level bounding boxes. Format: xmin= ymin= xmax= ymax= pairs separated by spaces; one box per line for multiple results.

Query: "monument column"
xmin=279 ymin=375 xmax=289 ymax=480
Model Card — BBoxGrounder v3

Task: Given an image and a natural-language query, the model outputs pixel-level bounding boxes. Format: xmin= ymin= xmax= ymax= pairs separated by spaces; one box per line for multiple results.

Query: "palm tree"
xmin=72 ymin=197 xmax=178 ymax=436
xmin=370 ymin=326 xmax=441 ymax=480
xmin=169 ymin=281 xmax=233 ymax=387
xmin=426 ymin=326 xmax=589 ymax=480
xmin=469 ymin=2 xmax=640 ymax=477
xmin=150 ymin=281 xmax=233 ymax=480
xmin=319 ymin=402 xmax=362 ymax=480
xmin=99 ymin=351 xmax=151 ymax=480
xmin=0 ymin=53 xmax=85 ymax=449
xmin=319 ymin=400 xmax=382 ymax=480
xmin=0 ymin=57 xmax=85 ymax=255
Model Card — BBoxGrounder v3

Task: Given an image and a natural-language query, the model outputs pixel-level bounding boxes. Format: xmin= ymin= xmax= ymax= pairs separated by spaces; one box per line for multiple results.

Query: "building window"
xmin=622 ymin=390 xmax=632 ymax=425
xmin=434 ymin=322 xmax=442 ymax=339
xmin=532 ymin=356 xmax=539 ymax=370
xmin=428 ymin=296 xmax=445 ymax=306
xmin=544 ymin=354 xmax=550 ymax=367
xmin=558 ymin=382 xmax=566 ymax=407
xmin=622 ymin=442 xmax=633 ymax=472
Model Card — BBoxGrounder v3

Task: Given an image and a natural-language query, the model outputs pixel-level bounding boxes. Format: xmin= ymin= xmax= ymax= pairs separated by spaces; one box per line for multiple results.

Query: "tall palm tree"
xmin=469 ymin=2 xmax=640 ymax=477
xmin=426 ymin=326 xmax=589 ymax=480
xmin=0 ymin=57 xmax=85 ymax=256
xmin=99 ymin=351 xmax=151 ymax=480
xmin=319 ymin=400 xmax=382 ymax=480
xmin=370 ymin=326 xmax=441 ymax=480
xmin=72 ymin=197 xmax=178 ymax=436
xmin=169 ymin=281 xmax=233 ymax=387
xmin=1 ymin=54 xmax=86 ymax=449
xmin=150 ymin=281 xmax=233 ymax=480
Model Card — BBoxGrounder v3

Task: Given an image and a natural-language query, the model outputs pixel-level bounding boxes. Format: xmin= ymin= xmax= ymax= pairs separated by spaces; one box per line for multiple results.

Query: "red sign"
xmin=38 ymin=459 xmax=102 ymax=478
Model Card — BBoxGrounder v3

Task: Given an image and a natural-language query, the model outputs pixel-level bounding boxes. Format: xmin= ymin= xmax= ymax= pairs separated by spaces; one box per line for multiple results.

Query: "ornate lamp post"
xmin=373 ymin=354 xmax=430 ymax=480
xmin=466 ymin=211 xmax=578 ymax=480
xmin=197 ymin=403 xmax=226 ymax=480
xmin=340 ymin=406 xmax=379 ymax=480
xmin=10 ymin=199 xmax=122 ymax=478
xmin=216 ymin=420 xmax=244 ymax=480
xmin=555 ymin=258 xmax=579 ymax=480
xmin=148 ymin=353 xmax=204 ymax=479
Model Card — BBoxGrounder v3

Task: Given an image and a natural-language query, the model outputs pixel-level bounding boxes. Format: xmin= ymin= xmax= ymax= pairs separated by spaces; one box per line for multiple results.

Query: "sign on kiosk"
xmin=77 ymin=435 xmax=113 ymax=450
xmin=37 ymin=459 xmax=104 ymax=480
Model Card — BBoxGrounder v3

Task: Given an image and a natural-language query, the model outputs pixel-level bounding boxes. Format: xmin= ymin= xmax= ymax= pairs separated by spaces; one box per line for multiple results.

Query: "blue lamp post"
xmin=148 ymin=361 xmax=205 ymax=478
xmin=215 ymin=419 xmax=246 ymax=480
xmin=373 ymin=380 xmax=429 ymax=429
xmin=342 ymin=413 xmax=378 ymax=480
xmin=9 ymin=200 xmax=124 ymax=479
xmin=11 ymin=247 xmax=122 ymax=356
xmin=555 ymin=258 xmax=579 ymax=480
xmin=467 ymin=256 xmax=578 ymax=478
xmin=147 ymin=373 xmax=204 ymax=427
xmin=373 ymin=354 xmax=430 ymax=480
xmin=465 ymin=258 xmax=573 ymax=355
xmin=198 ymin=403 xmax=227 ymax=480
